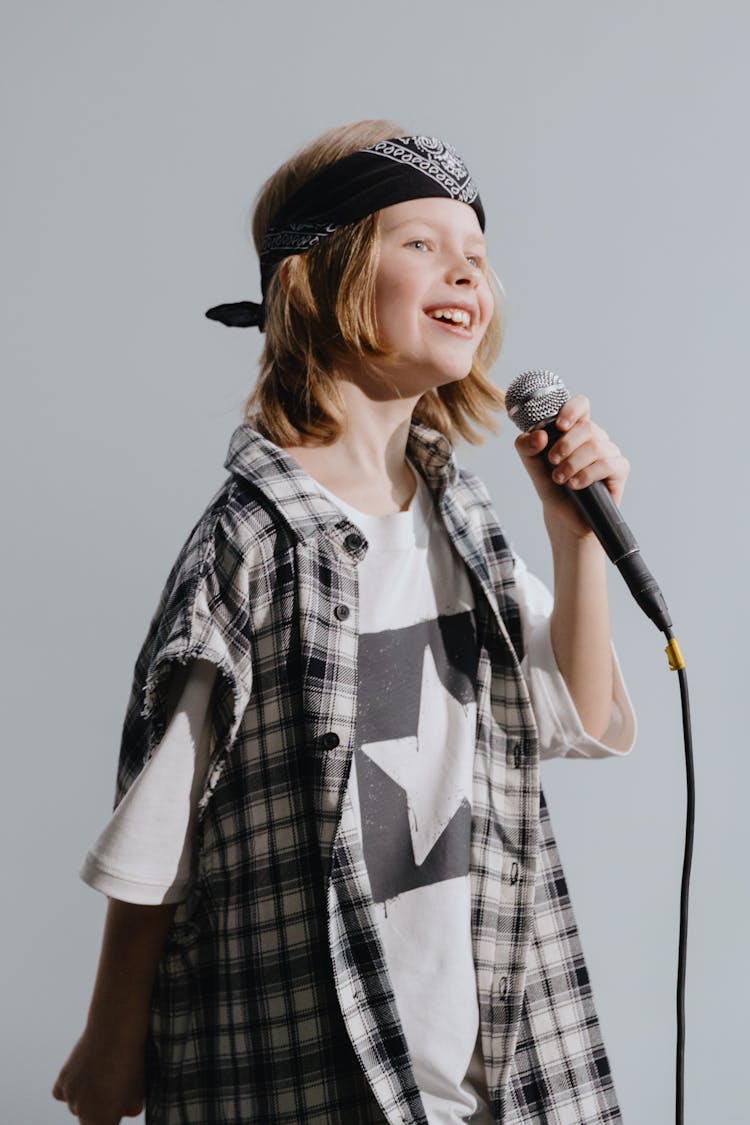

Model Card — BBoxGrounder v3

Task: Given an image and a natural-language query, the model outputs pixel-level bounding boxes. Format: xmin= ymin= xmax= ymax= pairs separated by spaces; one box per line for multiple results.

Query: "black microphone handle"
xmin=540 ymin=420 xmax=673 ymax=632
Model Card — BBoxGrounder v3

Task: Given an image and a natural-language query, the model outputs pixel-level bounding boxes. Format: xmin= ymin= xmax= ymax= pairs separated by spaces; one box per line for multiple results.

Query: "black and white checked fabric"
xmin=115 ymin=419 xmax=622 ymax=1124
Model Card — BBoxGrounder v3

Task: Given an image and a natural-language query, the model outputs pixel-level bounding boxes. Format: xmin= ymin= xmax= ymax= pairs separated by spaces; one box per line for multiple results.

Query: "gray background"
xmin=2 ymin=2 xmax=747 ymax=1122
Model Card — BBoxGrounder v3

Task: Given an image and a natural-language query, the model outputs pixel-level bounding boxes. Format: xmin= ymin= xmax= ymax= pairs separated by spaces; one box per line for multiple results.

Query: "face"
xmin=370 ymin=196 xmax=495 ymax=393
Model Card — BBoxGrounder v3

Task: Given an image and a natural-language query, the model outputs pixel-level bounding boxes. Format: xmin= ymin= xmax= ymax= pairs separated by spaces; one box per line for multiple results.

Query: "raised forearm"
xmin=549 ymin=533 xmax=613 ymax=740
xmin=513 ymin=393 xmax=629 ymax=741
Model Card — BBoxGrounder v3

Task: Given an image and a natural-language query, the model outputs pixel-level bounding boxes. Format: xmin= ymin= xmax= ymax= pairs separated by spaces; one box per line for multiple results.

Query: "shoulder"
xmin=181 ymin=475 xmax=289 ymax=571
xmin=151 ymin=475 xmax=292 ymax=632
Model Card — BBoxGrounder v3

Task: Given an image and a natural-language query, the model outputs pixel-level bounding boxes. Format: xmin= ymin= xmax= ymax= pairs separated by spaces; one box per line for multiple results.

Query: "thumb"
xmin=515 ymin=429 xmax=552 ymax=481
xmin=514 ymin=429 xmax=548 ymax=460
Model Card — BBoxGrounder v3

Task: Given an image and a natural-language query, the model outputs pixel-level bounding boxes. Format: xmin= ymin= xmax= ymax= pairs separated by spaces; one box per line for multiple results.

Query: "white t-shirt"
xmin=81 ymin=461 xmax=635 ymax=1125
xmin=325 ymin=463 xmax=489 ymax=1123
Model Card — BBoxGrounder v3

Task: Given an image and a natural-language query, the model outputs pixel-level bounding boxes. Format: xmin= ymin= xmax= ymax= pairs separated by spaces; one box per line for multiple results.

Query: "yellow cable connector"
xmin=665 ymin=637 xmax=686 ymax=671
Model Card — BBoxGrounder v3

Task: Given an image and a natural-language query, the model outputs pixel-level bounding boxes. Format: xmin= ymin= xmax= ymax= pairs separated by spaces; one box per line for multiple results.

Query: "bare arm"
xmin=514 ymin=395 xmax=630 ymax=741
xmin=53 ymin=897 xmax=177 ymax=1124
xmin=548 ymin=534 xmax=612 ymax=739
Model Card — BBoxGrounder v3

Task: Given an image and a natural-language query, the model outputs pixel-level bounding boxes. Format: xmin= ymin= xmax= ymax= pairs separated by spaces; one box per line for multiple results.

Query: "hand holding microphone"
xmin=506 ymin=370 xmax=672 ymax=633
xmin=512 ymin=389 xmax=629 ymax=535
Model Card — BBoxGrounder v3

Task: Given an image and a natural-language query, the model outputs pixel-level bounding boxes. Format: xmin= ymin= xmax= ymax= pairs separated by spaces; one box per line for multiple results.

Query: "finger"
xmin=554 ymin=394 xmax=590 ymax=432
xmin=563 ymin=454 xmax=630 ymax=494
xmin=549 ymin=438 xmax=620 ymax=484
xmin=547 ymin=419 xmax=603 ymax=465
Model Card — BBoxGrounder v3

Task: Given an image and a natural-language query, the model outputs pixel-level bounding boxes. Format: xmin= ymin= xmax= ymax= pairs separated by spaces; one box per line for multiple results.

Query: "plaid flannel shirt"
xmin=115 ymin=419 xmax=622 ymax=1124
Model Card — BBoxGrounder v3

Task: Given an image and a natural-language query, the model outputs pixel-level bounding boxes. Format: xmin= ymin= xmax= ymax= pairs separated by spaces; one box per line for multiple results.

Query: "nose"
xmin=444 ymin=254 xmax=480 ymax=288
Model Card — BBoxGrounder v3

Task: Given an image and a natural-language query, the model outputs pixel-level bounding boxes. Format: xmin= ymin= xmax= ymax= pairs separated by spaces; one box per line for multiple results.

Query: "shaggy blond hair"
xmin=243 ymin=119 xmax=506 ymax=447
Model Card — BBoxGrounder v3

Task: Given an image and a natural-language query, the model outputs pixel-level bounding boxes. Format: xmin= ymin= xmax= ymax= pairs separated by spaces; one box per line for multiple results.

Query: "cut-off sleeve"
xmin=114 ymin=493 xmax=254 ymax=814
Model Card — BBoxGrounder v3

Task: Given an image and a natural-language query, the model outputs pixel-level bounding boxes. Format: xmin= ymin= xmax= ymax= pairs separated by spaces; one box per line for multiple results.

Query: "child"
xmin=53 ymin=121 xmax=635 ymax=1125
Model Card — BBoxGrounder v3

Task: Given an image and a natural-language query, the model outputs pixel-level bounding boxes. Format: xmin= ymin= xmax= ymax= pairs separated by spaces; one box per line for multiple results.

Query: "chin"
xmin=434 ymin=364 xmax=474 ymax=387
xmin=382 ymin=349 xmax=474 ymax=393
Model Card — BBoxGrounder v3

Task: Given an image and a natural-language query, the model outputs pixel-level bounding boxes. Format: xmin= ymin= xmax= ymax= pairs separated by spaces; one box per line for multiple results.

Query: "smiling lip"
xmin=423 ymin=302 xmax=478 ymax=337
xmin=424 ymin=312 xmax=474 ymax=338
xmin=427 ymin=318 xmax=473 ymax=339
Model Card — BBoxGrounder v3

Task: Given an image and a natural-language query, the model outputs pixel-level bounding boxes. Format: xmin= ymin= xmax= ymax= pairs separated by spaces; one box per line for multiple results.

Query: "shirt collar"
xmin=223 ymin=419 xmax=459 ymax=544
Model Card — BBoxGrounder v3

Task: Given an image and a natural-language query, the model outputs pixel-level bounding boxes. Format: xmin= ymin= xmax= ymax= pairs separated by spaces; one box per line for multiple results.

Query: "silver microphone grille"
xmin=505 ymin=370 xmax=571 ymax=432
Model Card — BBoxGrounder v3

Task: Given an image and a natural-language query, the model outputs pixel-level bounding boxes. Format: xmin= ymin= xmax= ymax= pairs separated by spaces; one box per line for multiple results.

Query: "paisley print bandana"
xmin=205 ymin=135 xmax=484 ymax=330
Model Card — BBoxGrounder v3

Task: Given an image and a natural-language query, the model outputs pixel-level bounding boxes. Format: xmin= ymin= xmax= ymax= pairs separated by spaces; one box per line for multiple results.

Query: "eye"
xmin=406 ymin=239 xmax=430 ymax=252
xmin=466 ymin=254 xmax=484 ymax=268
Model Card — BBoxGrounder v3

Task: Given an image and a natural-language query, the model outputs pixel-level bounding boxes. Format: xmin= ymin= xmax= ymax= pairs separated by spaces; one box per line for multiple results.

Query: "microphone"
xmin=505 ymin=370 xmax=672 ymax=633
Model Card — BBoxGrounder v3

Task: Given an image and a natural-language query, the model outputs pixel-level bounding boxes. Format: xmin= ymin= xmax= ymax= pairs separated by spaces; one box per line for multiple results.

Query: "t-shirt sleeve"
xmin=81 ymin=660 xmax=217 ymax=904
xmin=514 ymin=554 xmax=637 ymax=760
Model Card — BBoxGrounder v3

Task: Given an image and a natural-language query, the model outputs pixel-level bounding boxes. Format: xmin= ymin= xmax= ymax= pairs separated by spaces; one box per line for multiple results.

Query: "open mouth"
xmin=425 ymin=307 xmax=474 ymax=336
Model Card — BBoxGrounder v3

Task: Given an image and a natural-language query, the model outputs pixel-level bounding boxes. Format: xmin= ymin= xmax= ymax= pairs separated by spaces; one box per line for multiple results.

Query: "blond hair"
xmin=243 ymin=119 xmax=506 ymax=447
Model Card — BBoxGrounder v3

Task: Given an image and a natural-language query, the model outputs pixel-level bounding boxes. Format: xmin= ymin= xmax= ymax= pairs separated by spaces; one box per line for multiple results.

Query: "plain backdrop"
xmin=2 ymin=2 xmax=748 ymax=1122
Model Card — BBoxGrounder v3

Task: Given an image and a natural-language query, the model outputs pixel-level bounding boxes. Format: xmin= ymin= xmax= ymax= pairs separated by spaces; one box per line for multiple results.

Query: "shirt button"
xmin=509 ymin=861 xmax=519 ymax=885
xmin=334 ymin=604 xmax=350 ymax=621
xmin=512 ymin=742 xmax=522 ymax=769
xmin=496 ymin=975 xmax=508 ymax=999
xmin=321 ymin=732 xmax=340 ymax=750
xmin=344 ymin=532 xmax=364 ymax=552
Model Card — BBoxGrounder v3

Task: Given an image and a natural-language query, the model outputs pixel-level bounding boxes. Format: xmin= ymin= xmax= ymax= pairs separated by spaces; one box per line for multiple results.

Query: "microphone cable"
xmin=663 ymin=634 xmax=694 ymax=1125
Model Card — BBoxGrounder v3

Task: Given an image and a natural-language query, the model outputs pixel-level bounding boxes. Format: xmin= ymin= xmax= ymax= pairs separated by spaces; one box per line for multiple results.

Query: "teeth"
xmin=428 ymin=308 xmax=471 ymax=327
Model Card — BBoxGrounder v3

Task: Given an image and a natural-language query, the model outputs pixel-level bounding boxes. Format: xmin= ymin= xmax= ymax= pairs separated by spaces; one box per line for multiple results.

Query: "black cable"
xmin=661 ymin=633 xmax=695 ymax=1125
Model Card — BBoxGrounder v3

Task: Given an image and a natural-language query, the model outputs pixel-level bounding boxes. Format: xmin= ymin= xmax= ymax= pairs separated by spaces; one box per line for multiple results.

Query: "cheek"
xmin=375 ymin=271 xmax=420 ymax=332
xmin=477 ymin=284 xmax=496 ymax=334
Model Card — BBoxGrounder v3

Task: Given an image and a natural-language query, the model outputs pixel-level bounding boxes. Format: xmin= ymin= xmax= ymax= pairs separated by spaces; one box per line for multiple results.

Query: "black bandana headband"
xmin=205 ymin=135 xmax=484 ymax=331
